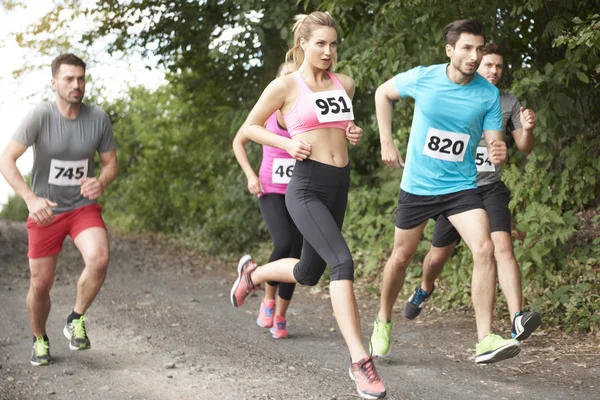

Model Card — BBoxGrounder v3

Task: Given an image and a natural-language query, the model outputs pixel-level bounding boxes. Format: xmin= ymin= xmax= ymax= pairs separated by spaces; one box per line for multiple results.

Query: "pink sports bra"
xmin=283 ymin=71 xmax=352 ymax=136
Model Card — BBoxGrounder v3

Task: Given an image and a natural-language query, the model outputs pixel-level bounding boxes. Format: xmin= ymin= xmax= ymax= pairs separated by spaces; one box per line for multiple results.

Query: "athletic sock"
xmin=33 ymin=334 xmax=49 ymax=343
xmin=67 ymin=311 xmax=83 ymax=324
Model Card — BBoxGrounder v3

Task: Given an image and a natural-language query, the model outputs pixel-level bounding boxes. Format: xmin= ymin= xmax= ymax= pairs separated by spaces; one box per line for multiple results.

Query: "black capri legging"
xmin=258 ymin=193 xmax=302 ymax=301
xmin=285 ymin=159 xmax=353 ymax=286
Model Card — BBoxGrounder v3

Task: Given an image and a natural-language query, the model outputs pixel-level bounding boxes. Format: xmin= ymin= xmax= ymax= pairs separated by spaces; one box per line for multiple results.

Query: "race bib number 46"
xmin=48 ymin=159 xmax=88 ymax=186
xmin=423 ymin=128 xmax=469 ymax=162
xmin=476 ymin=146 xmax=495 ymax=172
xmin=272 ymin=158 xmax=295 ymax=184
xmin=308 ymin=90 xmax=354 ymax=123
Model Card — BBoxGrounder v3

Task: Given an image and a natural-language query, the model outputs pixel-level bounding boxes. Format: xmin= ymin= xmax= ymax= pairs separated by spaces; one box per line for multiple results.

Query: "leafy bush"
xmin=0 ymin=194 xmax=28 ymax=221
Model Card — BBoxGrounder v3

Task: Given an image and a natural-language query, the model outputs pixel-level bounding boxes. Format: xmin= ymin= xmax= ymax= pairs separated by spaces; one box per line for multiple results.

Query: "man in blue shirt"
xmin=371 ymin=20 xmax=520 ymax=364
xmin=406 ymin=43 xmax=541 ymax=343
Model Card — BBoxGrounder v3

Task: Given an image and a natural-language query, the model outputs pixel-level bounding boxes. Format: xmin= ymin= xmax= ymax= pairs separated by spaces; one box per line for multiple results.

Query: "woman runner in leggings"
xmin=232 ymin=62 xmax=302 ymax=339
xmin=230 ymin=12 xmax=386 ymax=400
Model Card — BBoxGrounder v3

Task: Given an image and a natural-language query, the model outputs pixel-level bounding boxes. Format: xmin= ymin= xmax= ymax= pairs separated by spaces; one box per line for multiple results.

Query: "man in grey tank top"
xmin=404 ymin=43 xmax=541 ymax=342
xmin=0 ymin=54 xmax=118 ymax=366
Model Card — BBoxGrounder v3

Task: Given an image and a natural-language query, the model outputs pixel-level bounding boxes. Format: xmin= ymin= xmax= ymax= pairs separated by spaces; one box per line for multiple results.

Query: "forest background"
xmin=1 ymin=0 xmax=599 ymax=333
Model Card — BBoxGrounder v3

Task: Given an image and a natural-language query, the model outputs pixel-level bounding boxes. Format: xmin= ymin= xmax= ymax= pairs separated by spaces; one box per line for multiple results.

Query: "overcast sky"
xmin=0 ymin=0 xmax=167 ymax=211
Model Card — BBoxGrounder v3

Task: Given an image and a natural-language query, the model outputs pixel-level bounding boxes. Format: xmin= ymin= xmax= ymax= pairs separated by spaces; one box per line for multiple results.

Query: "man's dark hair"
xmin=51 ymin=54 xmax=86 ymax=77
xmin=483 ymin=42 xmax=502 ymax=56
xmin=443 ymin=19 xmax=486 ymax=47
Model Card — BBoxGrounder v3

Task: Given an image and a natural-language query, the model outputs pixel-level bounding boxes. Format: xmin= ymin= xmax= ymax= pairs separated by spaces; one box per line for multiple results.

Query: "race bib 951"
xmin=423 ymin=128 xmax=469 ymax=162
xmin=48 ymin=159 xmax=88 ymax=186
xmin=308 ymin=90 xmax=354 ymax=123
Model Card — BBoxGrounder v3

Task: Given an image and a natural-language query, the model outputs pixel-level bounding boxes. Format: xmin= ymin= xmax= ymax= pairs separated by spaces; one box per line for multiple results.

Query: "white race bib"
xmin=423 ymin=128 xmax=469 ymax=162
xmin=475 ymin=146 xmax=495 ymax=172
xmin=48 ymin=159 xmax=88 ymax=186
xmin=308 ymin=90 xmax=354 ymax=123
xmin=272 ymin=158 xmax=295 ymax=184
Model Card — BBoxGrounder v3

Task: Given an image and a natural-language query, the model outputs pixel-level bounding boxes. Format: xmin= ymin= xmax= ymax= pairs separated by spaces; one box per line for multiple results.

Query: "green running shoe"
xmin=30 ymin=336 xmax=52 ymax=366
xmin=369 ymin=318 xmax=392 ymax=358
xmin=475 ymin=333 xmax=520 ymax=364
xmin=63 ymin=315 xmax=91 ymax=350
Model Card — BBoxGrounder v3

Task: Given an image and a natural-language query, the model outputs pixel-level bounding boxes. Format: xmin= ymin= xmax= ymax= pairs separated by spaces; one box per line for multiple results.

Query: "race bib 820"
xmin=422 ymin=128 xmax=469 ymax=162
xmin=308 ymin=90 xmax=354 ymax=123
xmin=48 ymin=159 xmax=88 ymax=186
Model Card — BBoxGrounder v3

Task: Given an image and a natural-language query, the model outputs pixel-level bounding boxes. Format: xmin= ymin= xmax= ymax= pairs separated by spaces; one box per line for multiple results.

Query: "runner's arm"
xmin=98 ymin=149 xmax=118 ymax=190
xmin=0 ymin=139 xmax=57 ymax=225
xmin=375 ymin=78 xmax=404 ymax=168
xmin=81 ymin=149 xmax=117 ymax=200
xmin=232 ymin=124 xmax=263 ymax=194
xmin=511 ymin=108 xmax=536 ymax=155
xmin=483 ymin=130 xmax=507 ymax=166
xmin=0 ymin=140 xmax=37 ymax=203
xmin=245 ymin=79 xmax=311 ymax=161
xmin=337 ymin=74 xmax=362 ymax=146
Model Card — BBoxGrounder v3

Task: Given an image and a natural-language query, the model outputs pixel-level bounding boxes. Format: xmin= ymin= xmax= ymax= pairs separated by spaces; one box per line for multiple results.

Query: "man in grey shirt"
xmin=404 ymin=43 xmax=541 ymax=341
xmin=0 ymin=54 xmax=118 ymax=366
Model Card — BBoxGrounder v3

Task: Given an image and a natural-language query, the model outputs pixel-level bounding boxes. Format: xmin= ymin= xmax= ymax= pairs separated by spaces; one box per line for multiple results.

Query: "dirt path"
xmin=0 ymin=220 xmax=598 ymax=400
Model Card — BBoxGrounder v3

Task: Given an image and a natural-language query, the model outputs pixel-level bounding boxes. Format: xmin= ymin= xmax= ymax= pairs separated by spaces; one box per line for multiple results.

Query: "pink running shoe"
xmin=349 ymin=356 xmax=386 ymax=399
xmin=269 ymin=315 xmax=289 ymax=339
xmin=257 ymin=299 xmax=276 ymax=328
xmin=230 ymin=255 xmax=260 ymax=308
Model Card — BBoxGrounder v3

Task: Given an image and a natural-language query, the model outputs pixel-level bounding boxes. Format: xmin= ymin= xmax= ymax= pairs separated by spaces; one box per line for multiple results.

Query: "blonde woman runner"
xmin=230 ymin=12 xmax=386 ymax=400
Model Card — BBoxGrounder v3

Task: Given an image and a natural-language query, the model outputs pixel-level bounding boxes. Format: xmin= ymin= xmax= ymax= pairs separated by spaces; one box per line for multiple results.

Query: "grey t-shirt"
xmin=476 ymin=91 xmax=522 ymax=187
xmin=13 ymin=101 xmax=116 ymax=214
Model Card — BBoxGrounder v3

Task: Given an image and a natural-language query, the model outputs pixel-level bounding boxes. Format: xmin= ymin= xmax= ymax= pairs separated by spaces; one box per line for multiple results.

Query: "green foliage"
xmin=0 ymin=193 xmax=28 ymax=221
xmin=0 ymin=175 xmax=30 ymax=221
xmin=554 ymin=13 xmax=600 ymax=85
xmin=100 ymin=84 xmax=267 ymax=254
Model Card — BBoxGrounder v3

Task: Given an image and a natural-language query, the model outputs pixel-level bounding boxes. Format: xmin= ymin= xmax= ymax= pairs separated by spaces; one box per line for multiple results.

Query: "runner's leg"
xmin=447 ymin=209 xmax=495 ymax=340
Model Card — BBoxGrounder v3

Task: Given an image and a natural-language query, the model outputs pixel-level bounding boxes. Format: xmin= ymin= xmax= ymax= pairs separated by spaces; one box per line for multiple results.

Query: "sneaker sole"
xmin=269 ymin=327 xmax=288 ymax=339
xmin=348 ymin=369 xmax=387 ymax=399
xmin=230 ymin=254 xmax=252 ymax=308
xmin=514 ymin=313 xmax=542 ymax=341
xmin=369 ymin=342 xmax=391 ymax=358
xmin=475 ymin=342 xmax=521 ymax=364
xmin=30 ymin=359 xmax=49 ymax=366
xmin=63 ymin=325 xmax=91 ymax=351
xmin=404 ymin=303 xmax=423 ymax=320
xmin=256 ymin=318 xmax=273 ymax=328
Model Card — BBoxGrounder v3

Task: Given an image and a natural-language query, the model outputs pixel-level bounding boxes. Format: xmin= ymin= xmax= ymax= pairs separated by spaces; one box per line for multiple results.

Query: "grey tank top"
xmin=13 ymin=101 xmax=116 ymax=214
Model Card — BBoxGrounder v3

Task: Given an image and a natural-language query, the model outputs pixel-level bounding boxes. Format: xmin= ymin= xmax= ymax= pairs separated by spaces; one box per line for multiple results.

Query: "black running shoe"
xmin=512 ymin=311 xmax=541 ymax=341
xmin=404 ymin=287 xmax=433 ymax=319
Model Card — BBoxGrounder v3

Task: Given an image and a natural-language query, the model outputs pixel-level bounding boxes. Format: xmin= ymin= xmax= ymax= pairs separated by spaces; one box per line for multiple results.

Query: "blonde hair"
xmin=285 ymin=12 xmax=338 ymax=71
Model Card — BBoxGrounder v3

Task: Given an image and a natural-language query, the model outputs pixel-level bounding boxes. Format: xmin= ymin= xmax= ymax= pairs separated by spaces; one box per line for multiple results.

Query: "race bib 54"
xmin=308 ymin=90 xmax=354 ymax=123
xmin=476 ymin=146 xmax=495 ymax=172
xmin=272 ymin=158 xmax=295 ymax=184
xmin=423 ymin=128 xmax=469 ymax=162
xmin=48 ymin=159 xmax=88 ymax=186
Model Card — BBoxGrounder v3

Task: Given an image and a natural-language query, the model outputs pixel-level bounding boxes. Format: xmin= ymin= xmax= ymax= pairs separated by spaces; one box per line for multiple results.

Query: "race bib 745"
xmin=48 ymin=159 xmax=88 ymax=186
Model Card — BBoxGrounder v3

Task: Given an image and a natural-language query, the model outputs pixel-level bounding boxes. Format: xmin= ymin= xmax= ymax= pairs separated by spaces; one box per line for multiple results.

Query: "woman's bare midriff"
xmin=294 ymin=128 xmax=349 ymax=167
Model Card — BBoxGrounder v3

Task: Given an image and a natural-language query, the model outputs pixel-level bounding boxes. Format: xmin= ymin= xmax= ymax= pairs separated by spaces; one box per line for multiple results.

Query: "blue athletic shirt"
xmin=394 ymin=64 xmax=502 ymax=196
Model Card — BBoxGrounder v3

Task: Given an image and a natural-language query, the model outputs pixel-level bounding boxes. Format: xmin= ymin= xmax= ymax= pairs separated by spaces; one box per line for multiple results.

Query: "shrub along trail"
xmin=0 ymin=220 xmax=598 ymax=400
